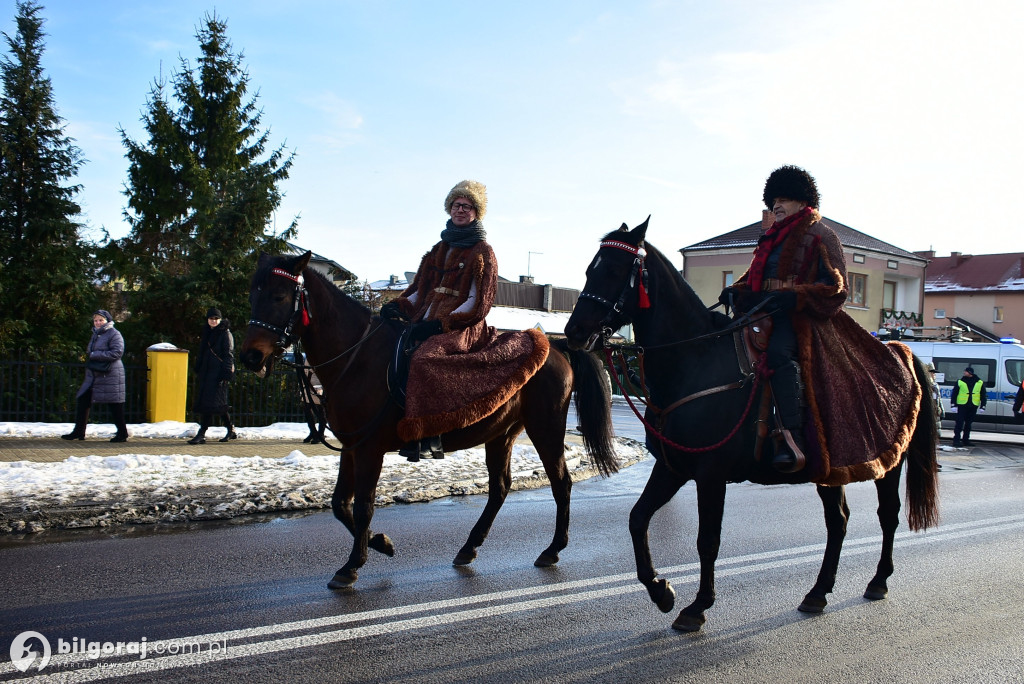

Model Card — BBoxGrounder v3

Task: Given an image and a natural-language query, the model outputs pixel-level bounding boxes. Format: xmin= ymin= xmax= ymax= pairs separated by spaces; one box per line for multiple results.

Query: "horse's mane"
xmin=599 ymin=229 xmax=732 ymax=331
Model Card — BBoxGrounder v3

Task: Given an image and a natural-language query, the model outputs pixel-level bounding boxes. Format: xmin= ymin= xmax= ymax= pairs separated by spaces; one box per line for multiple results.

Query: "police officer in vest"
xmin=952 ymin=366 xmax=987 ymax=447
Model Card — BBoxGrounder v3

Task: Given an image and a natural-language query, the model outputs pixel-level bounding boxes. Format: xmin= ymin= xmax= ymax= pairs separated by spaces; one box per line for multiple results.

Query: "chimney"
xmin=389 ymin=275 xmax=398 ymax=285
xmin=914 ymin=250 xmax=936 ymax=259
xmin=761 ymin=210 xmax=773 ymax=231
xmin=519 ymin=275 xmax=535 ymax=285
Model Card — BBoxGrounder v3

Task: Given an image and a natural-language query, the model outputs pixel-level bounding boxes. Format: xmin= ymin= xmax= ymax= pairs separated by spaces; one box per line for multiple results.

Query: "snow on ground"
xmin=0 ymin=422 xmax=649 ymax=534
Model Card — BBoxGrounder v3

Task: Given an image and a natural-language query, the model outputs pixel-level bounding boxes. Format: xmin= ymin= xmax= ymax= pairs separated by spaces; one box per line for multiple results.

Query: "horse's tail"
xmin=553 ymin=339 xmax=619 ymax=477
xmin=905 ymin=353 xmax=940 ymax=531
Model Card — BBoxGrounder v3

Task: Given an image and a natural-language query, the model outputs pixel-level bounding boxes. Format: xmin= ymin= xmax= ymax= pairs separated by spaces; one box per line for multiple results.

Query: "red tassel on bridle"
xmin=637 ymin=264 xmax=651 ymax=309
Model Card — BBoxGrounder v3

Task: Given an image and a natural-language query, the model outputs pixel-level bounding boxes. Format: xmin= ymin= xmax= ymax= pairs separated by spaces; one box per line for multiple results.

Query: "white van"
xmin=899 ymin=341 xmax=1024 ymax=434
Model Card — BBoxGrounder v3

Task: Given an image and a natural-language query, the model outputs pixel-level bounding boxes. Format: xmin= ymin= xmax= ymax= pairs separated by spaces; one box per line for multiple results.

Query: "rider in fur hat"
xmin=720 ymin=165 xmax=844 ymax=473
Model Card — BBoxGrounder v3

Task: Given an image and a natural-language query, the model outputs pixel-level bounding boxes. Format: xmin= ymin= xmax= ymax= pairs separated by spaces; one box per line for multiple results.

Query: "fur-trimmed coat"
xmin=193 ymin=320 xmax=234 ymax=414
xmin=391 ymin=239 xmax=549 ymax=441
xmin=76 ymin=322 xmax=126 ymax=404
xmin=733 ymin=210 xmax=921 ymax=485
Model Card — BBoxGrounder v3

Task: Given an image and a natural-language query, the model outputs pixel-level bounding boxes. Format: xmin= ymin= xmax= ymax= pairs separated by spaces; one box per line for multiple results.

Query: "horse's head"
xmin=564 ymin=217 xmax=651 ymax=351
xmin=240 ymin=251 xmax=313 ymax=376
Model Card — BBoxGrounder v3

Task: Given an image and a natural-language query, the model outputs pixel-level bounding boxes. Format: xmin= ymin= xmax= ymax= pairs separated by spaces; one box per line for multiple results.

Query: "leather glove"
xmin=408 ymin=319 xmax=443 ymax=343
xmin=769 ymin=290 xmax=798 ymax=311
xmin=380 ymin=300 xmax=408 ymax=322
xmin=718 ymin=287 xmax=738 ymax=309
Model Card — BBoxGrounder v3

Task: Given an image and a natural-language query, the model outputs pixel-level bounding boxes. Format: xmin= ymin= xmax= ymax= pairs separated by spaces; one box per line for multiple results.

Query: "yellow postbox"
xmin=146 ymin=346 xmax=189 ymax=422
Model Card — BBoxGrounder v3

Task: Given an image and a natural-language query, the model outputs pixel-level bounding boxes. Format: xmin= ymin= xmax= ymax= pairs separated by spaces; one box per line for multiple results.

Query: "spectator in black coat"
xmin=187 ymin=308 xmax=237 ymax=445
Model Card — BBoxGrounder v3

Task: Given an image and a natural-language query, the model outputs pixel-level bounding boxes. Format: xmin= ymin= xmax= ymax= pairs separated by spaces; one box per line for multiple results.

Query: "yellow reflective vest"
xmin=954 ymin=378 xmax=984 ymax=407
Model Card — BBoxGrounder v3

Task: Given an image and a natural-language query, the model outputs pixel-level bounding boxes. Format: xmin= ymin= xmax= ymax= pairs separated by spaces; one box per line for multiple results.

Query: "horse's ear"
xmin=618 ymin=223 xmax=629 ymax=232
xmin=295 ymin=250 xmax=312 ymax=274
xmin=634 ymin=215 xmax=651 ymax=239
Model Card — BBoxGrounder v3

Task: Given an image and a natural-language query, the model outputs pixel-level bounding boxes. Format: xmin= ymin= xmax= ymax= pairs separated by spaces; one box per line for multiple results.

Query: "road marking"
xmin=9 ymin=513 xmax=1024 ymax=682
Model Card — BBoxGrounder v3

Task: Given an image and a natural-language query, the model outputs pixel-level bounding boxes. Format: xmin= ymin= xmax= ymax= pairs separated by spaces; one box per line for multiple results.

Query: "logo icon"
xmin=10 ymin=631 xmax=51 ymax=672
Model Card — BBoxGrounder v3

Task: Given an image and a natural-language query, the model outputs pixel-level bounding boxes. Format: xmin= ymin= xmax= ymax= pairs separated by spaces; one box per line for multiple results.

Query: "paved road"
xmin=1 ymin=455 xmax=1022 ymax=683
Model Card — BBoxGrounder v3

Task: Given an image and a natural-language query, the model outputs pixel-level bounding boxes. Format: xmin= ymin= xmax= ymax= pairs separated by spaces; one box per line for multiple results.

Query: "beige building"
xmin=680 ymin=212 xmax=928 ymax=335
xmin=918 ymin=251 xmax=1024 ymax=342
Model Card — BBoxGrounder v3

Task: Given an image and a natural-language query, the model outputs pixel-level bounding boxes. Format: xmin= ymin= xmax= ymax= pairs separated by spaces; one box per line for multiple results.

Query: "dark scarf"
xmin=747 ymin=206 xmax=813 ymax=292
xmin=440 ymin=219 xmax=487 ymax=248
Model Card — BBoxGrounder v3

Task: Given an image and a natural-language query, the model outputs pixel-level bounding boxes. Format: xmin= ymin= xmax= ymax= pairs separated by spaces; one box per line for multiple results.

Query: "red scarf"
xmin=747 ymin=206 xmax=813 ymax=292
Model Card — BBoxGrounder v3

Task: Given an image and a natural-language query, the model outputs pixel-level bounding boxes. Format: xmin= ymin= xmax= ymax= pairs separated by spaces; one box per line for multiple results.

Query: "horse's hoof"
xmin=864 ymin=584 xmax=888 ymax=601
xmin=798 ymin=594 xmax=827 ymax=613
xmin=534 ymin=551 xmax=559 ymax=568
xmin=453 ymin=549 xmax=476 ymax=566
xmin=656 ymin=581 xmax=676 ymax=613
xmin=671 ymin=611 xmax=705 ymax=632
xmin=370 ymin=533 xmax=395 ymax=557
xmin=328 ymin=570 xmax=357 ymax=589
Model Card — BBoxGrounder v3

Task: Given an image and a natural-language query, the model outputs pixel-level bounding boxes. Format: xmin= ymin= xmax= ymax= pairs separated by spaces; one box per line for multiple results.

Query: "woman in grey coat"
xmin=61 ymin=310 xmax=129 ymax=442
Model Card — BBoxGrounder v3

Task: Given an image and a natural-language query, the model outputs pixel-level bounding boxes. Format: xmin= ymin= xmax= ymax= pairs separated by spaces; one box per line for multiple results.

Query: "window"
xmin=887 ymin=260 xmax=899 ymax=270
xmin=853 ymin=253 xmax=865 ymax=264
xmin=934 ymin=357 xmax=995 ymax=388
xmin=723 ymin=271 xmax=733 ymax=288
xmin=849 ymin=273 xmax=867 ymax=307
xmin=934 ymin=309 xmax=946 ymax=319
xmin=994 ymin=306 xmax=1004 ymax=323
xmin=1006 ymin=359 xmax=1024 ymax=388
xmin=882 ymin=281 xmax=896 ymax=310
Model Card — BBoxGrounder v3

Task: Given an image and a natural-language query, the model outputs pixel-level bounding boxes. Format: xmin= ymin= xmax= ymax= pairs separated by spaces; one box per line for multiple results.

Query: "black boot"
xmin=61 ymin=397 xmax=90 ymax=440
xmin=109 ymin=403 xmax=129 ymax=442
xmin=770 ymin=362 xmax=806 ymax=473
xmin=219 ymin=414 xmax=238 ymax=442
xmin=188 ymin=427 xmax=208 ymax=445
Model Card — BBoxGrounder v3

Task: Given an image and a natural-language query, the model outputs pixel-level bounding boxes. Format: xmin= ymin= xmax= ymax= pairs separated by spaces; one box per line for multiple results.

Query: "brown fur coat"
xmin=734 ymin=210 xmax=921 ymax=485
xmin=392 ymin=239 xmax=549 ymax=441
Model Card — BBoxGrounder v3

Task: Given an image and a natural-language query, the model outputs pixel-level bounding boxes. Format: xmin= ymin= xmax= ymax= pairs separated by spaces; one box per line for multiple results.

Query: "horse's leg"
xmin=865 ymin=460 xmax=904 ymax=600
xmin=453 ymin=433 xmax=516 ymax=566
xmin=330 ymin=453 xmax=394 ymax=558
xmin=629 ymin=459 xmax=685 ymax=616
xmin=798 ymin=484 xmax=850 ymax=612
xmin=329 ymin=452 xmax=387 ymax=589
xmin=672 ymin=476 xmax=726 ymax=632
xmin=529 ymin=420 xmax=572 ymax=568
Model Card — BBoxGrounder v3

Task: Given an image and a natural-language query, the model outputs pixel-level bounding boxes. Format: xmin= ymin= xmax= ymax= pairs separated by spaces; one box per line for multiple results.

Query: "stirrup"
xmin=772 ymin=429 xmax=806 ymax=473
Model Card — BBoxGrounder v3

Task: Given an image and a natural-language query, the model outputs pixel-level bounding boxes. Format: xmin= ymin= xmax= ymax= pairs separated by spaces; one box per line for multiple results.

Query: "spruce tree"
xmin=0 ymin=0 xmax=94 ymax=356
xmin=111 ymin=12 xmax=295 ymax=352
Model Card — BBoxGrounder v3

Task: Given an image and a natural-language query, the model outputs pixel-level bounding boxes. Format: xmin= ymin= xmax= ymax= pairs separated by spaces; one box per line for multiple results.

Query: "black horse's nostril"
xmin=240 ymin=348 xmax=265 ymax=371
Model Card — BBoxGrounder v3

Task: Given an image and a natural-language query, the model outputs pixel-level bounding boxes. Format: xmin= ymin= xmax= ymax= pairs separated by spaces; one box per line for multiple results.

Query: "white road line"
xmin=8 ymin=514 xmax=1024 ymax=682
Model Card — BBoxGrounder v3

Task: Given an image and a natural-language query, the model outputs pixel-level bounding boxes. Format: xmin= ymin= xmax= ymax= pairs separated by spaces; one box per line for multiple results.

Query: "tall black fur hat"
xmin=762 ymin=165 xmax=819 ymax=209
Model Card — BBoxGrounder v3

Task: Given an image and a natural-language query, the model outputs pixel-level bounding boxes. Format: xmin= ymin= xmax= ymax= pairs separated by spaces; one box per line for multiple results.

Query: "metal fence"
xmin=0 ymin=353 xmax=306 ymax=427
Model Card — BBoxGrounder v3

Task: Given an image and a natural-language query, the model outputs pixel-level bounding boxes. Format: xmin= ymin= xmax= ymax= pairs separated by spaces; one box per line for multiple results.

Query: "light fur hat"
xmin=444 ymin=180 xmax=487 ymax=219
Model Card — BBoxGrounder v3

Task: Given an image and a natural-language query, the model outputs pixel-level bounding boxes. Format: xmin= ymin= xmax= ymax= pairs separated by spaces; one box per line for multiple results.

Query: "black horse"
xmin=564 ymin=219 xmax=939 ymax=631
xmin=241 ymin=251 xmax=618 ymax=588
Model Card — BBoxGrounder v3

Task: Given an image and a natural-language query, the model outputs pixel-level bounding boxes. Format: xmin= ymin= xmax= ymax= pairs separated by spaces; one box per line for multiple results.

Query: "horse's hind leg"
xmin=530 ymin=423 xmax=572 ymax=567
xmin=453 ymin=434 xmax=516 ymax=566
xmin=629 ymin=459 xmax=685 ymax=617
xmin=799 ymin=484 xmax=850 ymax=613
xmin=865 ymin=460 xmax=904 ymax=601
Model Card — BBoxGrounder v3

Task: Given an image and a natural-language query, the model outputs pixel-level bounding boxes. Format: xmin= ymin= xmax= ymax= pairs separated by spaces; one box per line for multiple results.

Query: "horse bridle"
xmin=575 ymin=239 xmax=651 ymax=340
xmin=248 ymin=267 xmax=312 ymax=350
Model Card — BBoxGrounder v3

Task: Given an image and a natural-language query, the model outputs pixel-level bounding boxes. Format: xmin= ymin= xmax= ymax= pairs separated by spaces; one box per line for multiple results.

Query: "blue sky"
xmin=10 ymin=0 xmax=1024 ymax=290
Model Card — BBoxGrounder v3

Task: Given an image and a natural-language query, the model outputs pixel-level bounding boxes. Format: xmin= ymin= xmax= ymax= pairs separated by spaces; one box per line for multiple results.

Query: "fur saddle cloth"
xmin=797 ymin=313 xmax=922 ymax=486
xmin=397 ymin=323 xmax=550 ymax=442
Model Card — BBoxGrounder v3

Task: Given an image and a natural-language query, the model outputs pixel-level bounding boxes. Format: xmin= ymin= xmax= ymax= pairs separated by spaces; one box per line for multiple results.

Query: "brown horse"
xmin=240 ymin=251 xmax=618 ymax=588
xmin=563 ymin=219 xmax=939 ymax=631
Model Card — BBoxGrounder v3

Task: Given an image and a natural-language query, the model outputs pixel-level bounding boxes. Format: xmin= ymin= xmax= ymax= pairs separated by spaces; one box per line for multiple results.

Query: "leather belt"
xmin=761 ymin=277 xmax=796 ymax=291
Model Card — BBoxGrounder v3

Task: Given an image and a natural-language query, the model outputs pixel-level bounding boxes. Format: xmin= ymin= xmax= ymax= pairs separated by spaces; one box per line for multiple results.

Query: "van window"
xmin=933 ymin=357 xmax=995 ymax=388
xmin=1006 ymin=359 xmax=1024 ymax=388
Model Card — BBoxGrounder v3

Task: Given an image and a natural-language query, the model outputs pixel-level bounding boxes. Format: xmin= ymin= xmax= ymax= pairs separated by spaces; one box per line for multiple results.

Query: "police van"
xmin=899 ymin=340 xmax=1024 ymax=434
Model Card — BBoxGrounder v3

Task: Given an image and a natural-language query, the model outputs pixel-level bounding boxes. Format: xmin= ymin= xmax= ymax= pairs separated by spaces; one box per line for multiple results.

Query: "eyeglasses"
xmin=451 ymin=202 xmax=475 ymax=213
